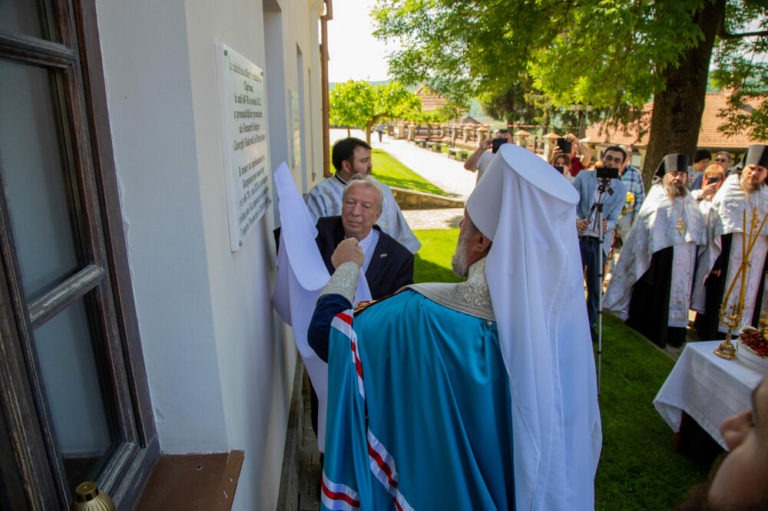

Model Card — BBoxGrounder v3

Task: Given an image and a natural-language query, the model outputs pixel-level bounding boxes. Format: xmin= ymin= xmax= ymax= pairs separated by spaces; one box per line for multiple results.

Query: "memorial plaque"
xmin=217 ymin=42 xmax=270 ymax=251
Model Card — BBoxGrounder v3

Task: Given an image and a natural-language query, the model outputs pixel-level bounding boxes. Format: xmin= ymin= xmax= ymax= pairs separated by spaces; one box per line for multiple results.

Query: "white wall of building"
xmin=95 ymin=0 xmax=324 ymax=508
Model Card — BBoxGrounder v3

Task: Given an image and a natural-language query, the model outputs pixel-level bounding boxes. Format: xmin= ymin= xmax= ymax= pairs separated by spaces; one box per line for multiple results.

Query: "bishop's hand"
xmin=332 ymin=237 xmax=364 ymax=269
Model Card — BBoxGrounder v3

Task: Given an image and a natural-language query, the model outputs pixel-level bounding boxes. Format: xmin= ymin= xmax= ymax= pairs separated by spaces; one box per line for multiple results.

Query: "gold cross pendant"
xmin=676 ymin=216 xmax=686 ymax=235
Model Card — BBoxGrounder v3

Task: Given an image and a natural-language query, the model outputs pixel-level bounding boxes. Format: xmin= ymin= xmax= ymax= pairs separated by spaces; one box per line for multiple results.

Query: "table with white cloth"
xmin=653 ymin=340 xmax=765 ymax=450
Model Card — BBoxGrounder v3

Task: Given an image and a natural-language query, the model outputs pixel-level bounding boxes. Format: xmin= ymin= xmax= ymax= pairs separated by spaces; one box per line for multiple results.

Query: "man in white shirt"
xmin=306 ymin=137 xmax=421 ymax=253
xmin=463 ymin=128 xmax=514 ymax=183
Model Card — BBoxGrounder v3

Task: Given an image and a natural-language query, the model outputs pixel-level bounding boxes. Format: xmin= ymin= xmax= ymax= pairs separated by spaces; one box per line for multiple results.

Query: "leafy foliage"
xmin=711 ymin=1 xmax=768 ymax=140
xmin=373 ymin=0 xmax=768 ymax=139
xmin=329 ymin=80 xmax=422 ymax=142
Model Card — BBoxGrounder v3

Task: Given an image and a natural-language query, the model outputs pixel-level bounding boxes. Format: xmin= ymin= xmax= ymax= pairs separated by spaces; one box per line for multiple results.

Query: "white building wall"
xmin=95 ymin=0 xmax=324 ymax=508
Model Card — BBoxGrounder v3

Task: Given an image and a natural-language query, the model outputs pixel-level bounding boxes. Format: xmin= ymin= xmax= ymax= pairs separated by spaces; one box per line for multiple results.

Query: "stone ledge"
xmin=390 ymin=186 xmax=466 ymax=210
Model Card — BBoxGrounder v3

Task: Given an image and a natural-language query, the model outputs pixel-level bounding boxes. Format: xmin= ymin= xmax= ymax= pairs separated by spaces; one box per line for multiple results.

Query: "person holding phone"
xmin=552 ymin=133 xmax=593 ymax=177
xmin=693 ymin=144 xmax=768 ymax=340
xmin=464 ymin=128 xmax=513 ymax=183
xmin=691 ymin=164 xmax=726 ymax=210
xmin=549 ymin=152 xmax=573 ymax=181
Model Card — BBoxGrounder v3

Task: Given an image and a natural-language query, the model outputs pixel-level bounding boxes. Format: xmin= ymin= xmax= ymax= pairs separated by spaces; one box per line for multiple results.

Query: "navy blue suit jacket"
xmin=315 ymin=216 xmax=414 ymax=300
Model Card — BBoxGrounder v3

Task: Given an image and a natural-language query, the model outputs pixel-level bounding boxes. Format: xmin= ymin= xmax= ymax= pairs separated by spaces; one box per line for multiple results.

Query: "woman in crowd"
xmin=691 ymin=164 xmax=726 ymax=217
xmin=550 ymin=152 xmax=574 ymax=181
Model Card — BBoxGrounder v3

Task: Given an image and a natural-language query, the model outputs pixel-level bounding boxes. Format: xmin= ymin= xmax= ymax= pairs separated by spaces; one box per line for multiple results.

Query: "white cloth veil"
xmin=466 ymin=145 xmax=602 ymax=511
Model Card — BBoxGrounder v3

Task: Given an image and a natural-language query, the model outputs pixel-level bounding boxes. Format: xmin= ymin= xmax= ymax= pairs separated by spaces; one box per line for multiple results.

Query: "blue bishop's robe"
xmin=314 ymin=290 xmax=515 ymax=511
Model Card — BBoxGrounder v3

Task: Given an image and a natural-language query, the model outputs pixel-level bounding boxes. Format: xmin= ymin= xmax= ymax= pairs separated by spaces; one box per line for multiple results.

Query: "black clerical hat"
xmin=744 ymin=144 xmax=768 ymax=169
xmin=655 ymin=153 xmax=689 ymax=178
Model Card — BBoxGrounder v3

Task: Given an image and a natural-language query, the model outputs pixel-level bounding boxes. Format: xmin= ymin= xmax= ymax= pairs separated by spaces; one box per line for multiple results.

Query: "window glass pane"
xmin=0 ymin=0 xmax=43 ymax=38
xmin=33 ymin=295 xmax=117 ymax=491
xmin=0 ymin=59 xmax=81 ymax=300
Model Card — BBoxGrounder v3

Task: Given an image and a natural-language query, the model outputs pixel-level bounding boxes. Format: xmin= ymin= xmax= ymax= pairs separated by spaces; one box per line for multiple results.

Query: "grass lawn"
xmin=413 ymin=227 xmax=710 ymax=511
xmin=371 ymin=148 xmax=449 ymax=196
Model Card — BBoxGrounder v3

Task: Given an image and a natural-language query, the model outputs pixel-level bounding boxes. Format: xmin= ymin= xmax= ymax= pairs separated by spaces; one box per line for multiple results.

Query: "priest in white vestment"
xmin=305 ymin=137 xmax=421 ymax=253
xmin=604 ymin=154 xmax=707 ymax=348
xmin=693 ymin=144 xmax=768 ymax=340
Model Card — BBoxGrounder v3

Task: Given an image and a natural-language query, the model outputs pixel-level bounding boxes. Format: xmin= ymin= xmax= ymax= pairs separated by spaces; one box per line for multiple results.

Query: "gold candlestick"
xmin=716 ymin=211 xmax=751 ymax=359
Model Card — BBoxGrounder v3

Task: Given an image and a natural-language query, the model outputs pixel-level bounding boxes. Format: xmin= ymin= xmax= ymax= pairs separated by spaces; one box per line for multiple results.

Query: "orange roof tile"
xmin=584 ymin=92 xmax=766 ymax=151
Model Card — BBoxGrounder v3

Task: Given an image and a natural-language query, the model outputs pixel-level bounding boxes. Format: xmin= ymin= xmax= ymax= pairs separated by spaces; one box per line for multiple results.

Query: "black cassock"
xmin=695 ymin=233 xmax=768 ymax=340
xmin=626 ymin=246 xmax=687 ymax=348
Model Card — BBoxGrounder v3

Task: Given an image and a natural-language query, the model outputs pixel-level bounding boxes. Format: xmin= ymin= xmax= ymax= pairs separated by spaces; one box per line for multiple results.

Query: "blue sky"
xmin=327 ymin=0 xmax=394 ymax=83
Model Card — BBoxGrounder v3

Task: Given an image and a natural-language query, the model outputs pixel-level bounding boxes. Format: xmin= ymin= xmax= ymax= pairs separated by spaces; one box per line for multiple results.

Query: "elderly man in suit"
xmin=572 ymin=146 xmax=628 ymax=339
xmin=307 ymin=137 xmax=421 ymax=253
xmin=309 ymin=174 xmax=414 ymax=442
xmin=315 ymin=175 xmax=414 ymax=300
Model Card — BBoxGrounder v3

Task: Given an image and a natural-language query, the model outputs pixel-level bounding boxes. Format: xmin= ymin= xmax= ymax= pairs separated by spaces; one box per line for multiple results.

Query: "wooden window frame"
xmin=0 ymin=0 xmax=158 ymax=508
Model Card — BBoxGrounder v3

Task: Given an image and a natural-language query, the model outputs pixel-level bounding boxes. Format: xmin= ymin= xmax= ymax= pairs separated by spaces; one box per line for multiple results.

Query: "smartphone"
xmin=492 ymin=138 xmax=507 ymax=154
xmin=554 ymin=165 xmax=565 ymax=175
xmin=556 ymin=137 xmax=572 ymax=154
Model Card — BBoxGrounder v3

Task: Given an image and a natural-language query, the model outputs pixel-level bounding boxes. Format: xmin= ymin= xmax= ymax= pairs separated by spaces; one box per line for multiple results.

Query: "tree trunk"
xmin=642 ymin=0 xmax=726 ymax=186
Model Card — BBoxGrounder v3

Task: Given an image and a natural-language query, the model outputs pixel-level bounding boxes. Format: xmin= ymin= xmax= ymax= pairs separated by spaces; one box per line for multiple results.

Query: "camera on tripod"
xmin=596 ymin=167 xmax=619 ymax=180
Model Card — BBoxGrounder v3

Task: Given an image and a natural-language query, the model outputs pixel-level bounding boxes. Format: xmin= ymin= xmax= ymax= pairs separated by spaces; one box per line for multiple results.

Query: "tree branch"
xmin=718 ymin=28 xmax=768 ymax=39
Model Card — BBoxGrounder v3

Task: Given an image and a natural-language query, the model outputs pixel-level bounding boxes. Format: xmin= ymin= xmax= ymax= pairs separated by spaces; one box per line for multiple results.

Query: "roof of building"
xmin=584 ymin=92 xmax=765 ymax=151
xmin=414 ymin=84 xmax=450 ymax=111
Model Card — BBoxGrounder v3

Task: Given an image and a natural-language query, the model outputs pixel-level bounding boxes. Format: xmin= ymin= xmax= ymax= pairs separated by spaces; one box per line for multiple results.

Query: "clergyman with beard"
xmin=604 ymin=153 xmax=707 ymax=348
xmin=692 ymin=144 xmax=768 ymax=340
xmin=307 ymin=145 xmax=602 ymax=510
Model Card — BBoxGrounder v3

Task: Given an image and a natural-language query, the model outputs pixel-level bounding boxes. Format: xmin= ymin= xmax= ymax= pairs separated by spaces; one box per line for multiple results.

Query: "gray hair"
xmin=342 ymin=174 xmax=384 ymax=214
xmin=715 ymin=151 xmax=733 ymax=163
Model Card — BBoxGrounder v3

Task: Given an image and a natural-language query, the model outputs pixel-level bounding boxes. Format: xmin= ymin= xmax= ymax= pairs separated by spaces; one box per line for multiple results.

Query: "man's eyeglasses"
xmin=715 ymin=158 xmax=730 ymax=163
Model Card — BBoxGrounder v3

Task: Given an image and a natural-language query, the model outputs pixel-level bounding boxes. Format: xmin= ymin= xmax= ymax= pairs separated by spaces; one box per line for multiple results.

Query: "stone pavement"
xmin=403 ymin=207 xmax=465 ymax=230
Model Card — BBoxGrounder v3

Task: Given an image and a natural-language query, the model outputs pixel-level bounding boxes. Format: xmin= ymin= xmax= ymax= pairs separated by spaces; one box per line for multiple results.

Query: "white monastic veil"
xmin=466 ymin=145 xmax=602 ymax=511
xmin=272 ymin=162 xmax=371 ymax=452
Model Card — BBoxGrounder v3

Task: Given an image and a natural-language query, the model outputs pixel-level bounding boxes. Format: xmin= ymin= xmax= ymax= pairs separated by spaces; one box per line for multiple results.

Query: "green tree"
xmin=329 ymin=80 xmax=422 ymax=143
xmin=712 ymin=1 xmax=768 ymax=141
xmin=373 ymin=0 xmax=768 ymax=180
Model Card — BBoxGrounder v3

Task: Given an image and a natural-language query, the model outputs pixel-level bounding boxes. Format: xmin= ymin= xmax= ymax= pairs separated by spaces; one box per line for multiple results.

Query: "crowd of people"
xmin=275 ymin=134 xmax=768 ymax=510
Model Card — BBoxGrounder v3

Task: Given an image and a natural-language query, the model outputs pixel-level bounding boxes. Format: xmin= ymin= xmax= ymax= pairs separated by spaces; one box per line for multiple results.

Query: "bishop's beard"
xmin=665 ymin=180 xmax=688 ymax=197
xmin=451 ymin=230 xmax=472 ymax=278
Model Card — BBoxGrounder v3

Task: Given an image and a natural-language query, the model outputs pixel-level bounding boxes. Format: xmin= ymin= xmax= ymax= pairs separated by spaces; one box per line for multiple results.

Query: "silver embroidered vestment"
xmin=604 ymin=184 xmax=707 ymax=326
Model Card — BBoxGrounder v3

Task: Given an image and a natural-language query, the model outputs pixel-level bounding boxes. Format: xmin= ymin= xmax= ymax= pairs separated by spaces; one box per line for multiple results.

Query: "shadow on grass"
xmin=413 ymin=255 xmax=462 ymax=284
xmin=371 ymin=148 xmax=449 ymax=196
xmin=596 ymin=313 xmax=710 ymax=510
xmin=381 ymin=176 xmax=455 ymax=197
